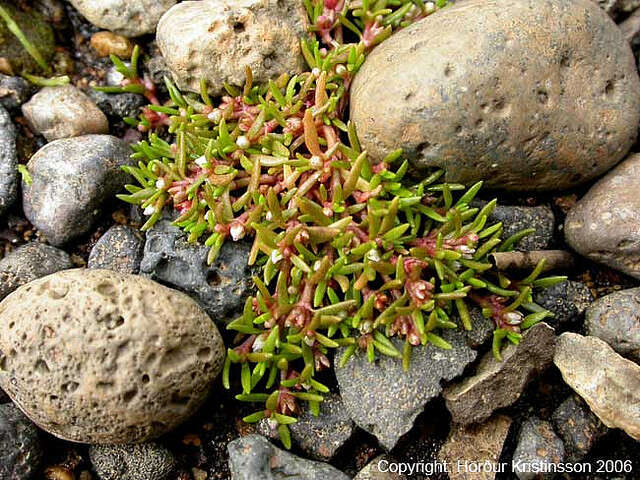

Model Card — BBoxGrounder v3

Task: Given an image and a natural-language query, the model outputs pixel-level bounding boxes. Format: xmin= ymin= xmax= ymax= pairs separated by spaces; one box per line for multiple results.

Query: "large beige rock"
xmin=554 ymin=332 xmax=640 ymax=441
xmin=0 ymin=269 xmax=225 ymax=443
xmin=565 ymin=153 xmax=640 ymax=279
xmin=157 ymin=0 xmax=309 ymax=95
xmin=350 ymin=0 xmax=640 ymax=191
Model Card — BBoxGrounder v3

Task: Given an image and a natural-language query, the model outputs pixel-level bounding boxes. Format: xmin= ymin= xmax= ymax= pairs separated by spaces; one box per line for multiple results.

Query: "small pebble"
xmin=90 ymin=31 xmax=134 ymax=58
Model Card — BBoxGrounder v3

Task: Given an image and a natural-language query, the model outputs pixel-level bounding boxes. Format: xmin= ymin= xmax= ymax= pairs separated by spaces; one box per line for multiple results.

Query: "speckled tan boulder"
xmin=350 ymin=0 xmax=640 ymax=191
xmin=565 ymin=153 xmax=640 ymax=279
xmin=0 ymin=269 xmax=225 ymax=444
xmin=157 ymin=0 xmax=309 ymax=95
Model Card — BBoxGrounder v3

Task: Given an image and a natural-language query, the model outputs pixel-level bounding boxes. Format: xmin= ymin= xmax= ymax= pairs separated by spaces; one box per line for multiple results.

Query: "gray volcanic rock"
xmin=22 ymin=85 xmax=109 ymax=141
xmin=69 ymin=0 xmax=177 ymax=37
xmin=585 ymin=287 xmax=640 ymax=361
xmin=89 ymin=443 xmax=176 ymax=480
xmin=444 ymin=323 xmax=556 ymax=425
xmin=488 ymin=205 xmax=555 ymax=251
xmin=0 ymin=403 xmax=43 ymax=479
xmin=140 ymin=217 xmax=256 ymax=325
xmin=439 ymin=415 xmax=513 ymax=480
xmin=533 ymin=280 xmax=593 ymax=327
xmin=88 ymin=225 xmax=145 ymax=274
xmin=89 ymin=90 xmax=146 ymax=120
xmin=227 ymin=434 xmax=350 ymax=480
xmin=512 ymin=417 xmax=564 ymax=480
xmin=565 ymin=153 xmax=640 ymax=279
xmin=336 ymin=336 xmax=476 ymax=450
xmin=0 ymin=242 xmax=73 ymax=301
xmin=350 ymin=0 xmax=640 ymax=191
xmin=22 ymin=135 xmax=133 ymax=246
xmin=0 ymin=105 xmax=17 ymax=217
xmin=554 ymin=332 xmax=640 ymax=440
xmin=157 ymin=0 xmax=309 ymax=95
xmin=258 ymin=393 xmax=355 ymax=460
xmin=552 ymin=395 xmax=608 ymax=462
xmin=0 ymin=269 xmax=225 ymax=443
xmin=0 ymin=74 xmax=34 ymax=111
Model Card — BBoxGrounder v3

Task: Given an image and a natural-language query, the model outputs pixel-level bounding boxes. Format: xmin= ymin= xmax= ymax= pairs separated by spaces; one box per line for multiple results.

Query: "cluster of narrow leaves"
xmin=105 ymin=0 xmax=565 ymax=448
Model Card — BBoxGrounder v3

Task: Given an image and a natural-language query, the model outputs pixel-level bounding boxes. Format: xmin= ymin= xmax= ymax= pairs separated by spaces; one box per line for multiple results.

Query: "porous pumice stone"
xmin=0 ymin=269 xmax=225 ymax=444
xmin=156 ymin=0 xmax=309 ymax=95
xmin=350 ymin=0 xmax=640 ymax=191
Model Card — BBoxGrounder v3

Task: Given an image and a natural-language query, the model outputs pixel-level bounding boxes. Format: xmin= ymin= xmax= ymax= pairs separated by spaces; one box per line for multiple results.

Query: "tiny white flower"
xmin=309 ymin=155 xmax=323 ymax=168
xmin=271 ymin=250 xmax=284 ymax=264
xmin=366 ymin=248 xmax=381 ymax=262
xmin=265 ymin=211 xmax=273 ymax=221
xmin=304 ymin=336 xmax=315 ymax=346
xmin=236 ymin=135 xmax=250 ymax=150
xmin=143 ymin=205 xmax=156 ymax=216
xmin=205 ymin=210 xmax=213 ymax=221
xmin=458 ymin=245 xmax=476 ymax=259
xmin=312 ymin=67 xmax=321 ymax=77
xmin=195 ymin=155 xmax=207 ymax=167
xmin=267 ymin=418 xmax=278 ymax=430
xmin=230 ymin=223 xmax=245 ymax=241
xmin=313 ymin=260 xmax=322 ymax=271
xmin=504 ymin=311 xmax=523 ymax=325
xmin=425 ymin=1 xmax=436 ymax=13
xmin=155 ymin=178 xmax=165 ymax=189
xmin=252 ymin=336 xmax=265 ymax=352
xmin=288 ymin=286 xmax=297 ymax=295
xmin=207 ymin=110 xmax=222 ymax=123
xmin=336 ymin=64 xmax=347 ymax=75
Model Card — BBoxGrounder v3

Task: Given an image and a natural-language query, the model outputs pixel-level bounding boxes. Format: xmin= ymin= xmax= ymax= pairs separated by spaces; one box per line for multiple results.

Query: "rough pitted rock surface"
xmin=227 ymin=434 xmax=350 ymax=480
xmin=0 ymin=403 xmax=43 ymax=480
xmin=258 ymin=393 xmax=355 ymax=461
xmin=141 ymin=217 xmax=256 ymax=325
xmin=552 ymin=395 xmax=608 ymax=462
xmin=0 ymin=269 xmax=225 ymax=443
xmin=554 ymin=332 xmax=640 ymax=440
xmin=69 ymin=0 xmax=177 ymax=37
xmin=89 ymin=443 xmax=176 ymax=480
xmin=488 ymin=204 xmax=555 ymax=251
xmin=157 ymin=0 xmax=309 ymax=95
xmin=444 ymin=323 xmax=556 ymax=425
xmin=354 ymin=455 xmax=407 ymax=480
xmin=512 ymin=417 xmax=565 ymax=480
xmin=336 ymin=336 xmax=476 ymax=450
xmin=0 ymin=105 xmax=17 ymax=217
xmin=0 ymin=242 xmax=73 ymax=301
xmin=585 ymin=287 xmax=640 ymax=361
xmin=22 ymin=85 xmax=109 ymax=141
xmin=0 ymin=74 xmax=34 ymax=111
xmin=22 ymin=135 xmax=133 ymax=246
xmin=90 ymin=90 xmax=146 ymax=120
xmin=88 ymin=225 xmax=145 ymax=274
xmin=439 ymin=415 xmax=512 ymax=480
xmin=350 ymin=0 xmax=640 ymax=191
xmin=0 ymin=1 xmax=55 ymax=74
xmin=565 ymin=153 xmax=640 ymax=279
xmin=533 ymin=280 xmax=593 ymax=327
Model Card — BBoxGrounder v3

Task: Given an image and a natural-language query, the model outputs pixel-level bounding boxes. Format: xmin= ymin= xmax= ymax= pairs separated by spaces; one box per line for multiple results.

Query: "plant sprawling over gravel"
xmin=102 ymin=0 xmax=565 ymax=447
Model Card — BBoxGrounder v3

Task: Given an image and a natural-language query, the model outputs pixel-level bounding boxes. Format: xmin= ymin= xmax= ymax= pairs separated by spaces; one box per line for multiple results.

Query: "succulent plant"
xmin=100 ymin=0 xmax=566 ymax=448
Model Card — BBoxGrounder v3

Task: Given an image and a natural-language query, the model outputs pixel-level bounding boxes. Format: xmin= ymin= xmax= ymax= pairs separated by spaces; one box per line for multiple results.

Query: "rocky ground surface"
xmin=0 ymin=0 xmax=639 ymax=479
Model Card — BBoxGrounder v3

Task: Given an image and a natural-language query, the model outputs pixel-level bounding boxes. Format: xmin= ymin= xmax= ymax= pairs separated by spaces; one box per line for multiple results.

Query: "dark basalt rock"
xmin=140 ymin=217 xmax=257 ymax=325
xmin=89 ymin=443 xmax=176 ymax=480
xmin=0 ymin=105 xmax=17 ymax=218
xmin=552 ymin=395 xmax=608 ymax=462
xmin=88 ymin=225 xmax=145 ymax=274
xmin=0 ymin=403 xmax=43 ymax=479
xmin=0 ymin=242 xmax=73 ymax=301
xmin=336 ymin=336 xmax=476 ymax=450
xmin=227 ymin=434 xmax=350 ymax=480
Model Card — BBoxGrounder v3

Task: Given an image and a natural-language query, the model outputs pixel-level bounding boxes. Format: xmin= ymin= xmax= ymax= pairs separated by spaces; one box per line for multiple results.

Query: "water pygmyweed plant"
xmin=101 ymin=0 xmax=567 ymax=448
